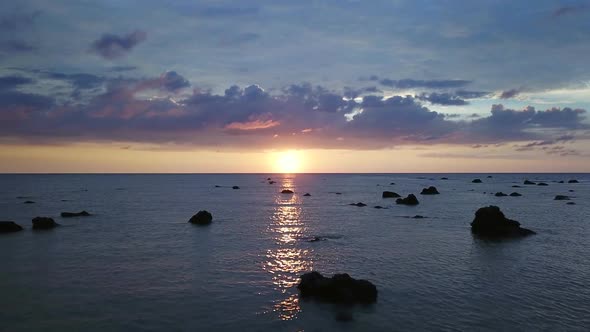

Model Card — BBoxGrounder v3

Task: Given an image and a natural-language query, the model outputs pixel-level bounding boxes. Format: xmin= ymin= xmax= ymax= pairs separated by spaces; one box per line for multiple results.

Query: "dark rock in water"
xmin=373 ymin=205 xmax=384 ymax=209
xmin=61 ymin=211 xmax=91 ymax=218
xmin=308 ymin=236 xmax=326 ymax=242
xmin=554 ymin=195 xmax=570 ymax=200
xmin=566 ymin=202 xmax=576 ymax=205
xmin=335 ymin=192 xmax=342 ymax=195
xmin=558 ymin=181 xmax=564 ymax=184
xmin=24 ymin=200 xmax=35 ymax=204
xmin=537 ymin=182 xmax=548 ymax=186
xmin=268 ymin=181 xmax=276 ymax=184
xmin=188 ymin=210 xmax=213 ymax=225
xmin=396 ymin=194 xmax=419 ymax=205
xmin=487 ymin=175 xmax=493 ymax=178
xmin=267 ymin=177 xmax=272 ymax=180
xmin=412 ymin=215 xmax=425 ymax=219
xmin=569 ymin=190 xmax=575 ymax=192
xmin=382 ymin=191 xmax=401 ymax=198
xmin=472 ymin=179 xmax=482 ymax=183
xmin=524 ymin=180 xmax=536 ymax=185
xmin=509 ymin=192 xmax=522 ymax=197
xmin=232 ymin=186 xmax=240 ymax=190
xmin=281 ymin=189 xmax=294 ymax=194
xmin=389 ymin=182 xmax=395 ymax=185
xmin=349 ymin=202 xmax=367 ymax=207
xmin=297 ymin=271 xmax=378 ymax=304
xmin=303 ymin=193 xmax=311 ymax=196
xmin=335 ymin=312 xmax=354 ymax=322
xmin=214 ymin=185 xmax=221 ymax=188
xmin=32 ymin=217 xmax=59 ymax=230
xmin=512 ymin=185 xmax=521 ymax=188
xmin=420 ymin=186 xmax=440 ymax=195
xmin=470 ymin=206 xmax=535 ymax=238
xmin=568 ymin=179 xmax=579 ymax=183
xmin=494 ymin=192 xmax=508 ymax=197
xmin=440 ymin=177 xmax=449 ymax=180
xmin=61 ymin=199 xmax=69 ymax=202
xmin=0 ymin=221 xmax=23 ymax=233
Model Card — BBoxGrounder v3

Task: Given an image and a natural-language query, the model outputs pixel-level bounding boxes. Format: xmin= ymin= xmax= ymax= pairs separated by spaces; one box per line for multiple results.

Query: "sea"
xmin=1 ymin=173 xmax=589 ymax=331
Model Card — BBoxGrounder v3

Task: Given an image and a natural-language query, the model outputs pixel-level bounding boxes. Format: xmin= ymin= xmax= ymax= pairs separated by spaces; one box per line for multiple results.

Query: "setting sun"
xmin=274 ymin=151 xmax=303 ymax=173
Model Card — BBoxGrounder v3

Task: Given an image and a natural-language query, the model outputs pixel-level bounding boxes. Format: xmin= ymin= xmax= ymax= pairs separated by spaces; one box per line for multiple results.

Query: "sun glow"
xmin=274 ymin=150 xmax=302 ymax=173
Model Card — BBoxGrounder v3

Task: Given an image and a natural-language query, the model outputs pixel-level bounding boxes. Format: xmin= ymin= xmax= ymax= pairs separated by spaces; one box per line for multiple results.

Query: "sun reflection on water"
xmin=262 ymin=175 xmax=313 ymax=320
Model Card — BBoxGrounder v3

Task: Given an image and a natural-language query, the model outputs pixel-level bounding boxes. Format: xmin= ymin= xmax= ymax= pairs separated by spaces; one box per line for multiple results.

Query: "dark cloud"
xmin=109 ymin=66 xmax=138 ymax=72
xmin=159 ymin=71 xmax=190 ymax=92
xmin=417 ymin=92 xmax=468 ymax=106
xmin=0 ymin=75 xmax=35 ymax=91
xmin=514 ymin=135 xmax=575 ymax=151
xmin=379 ymin=78 xmax=471 ymax=89
xmin=552 ymin=4 xmax=589 ymax=17
xmin=90 ymin=30 xmax=147 ymax=59
xmin=499 ymin=88 xmax=520 ymax=99
xmin=44 ymin=72 xmax=105 ymax=90
xmin=0 ymin=40 xmax=36 ymax=53
xmin=0 ymin=10 xmax=41 ymax=30
xmin=454 ymin=90 xmax=490 ymax=99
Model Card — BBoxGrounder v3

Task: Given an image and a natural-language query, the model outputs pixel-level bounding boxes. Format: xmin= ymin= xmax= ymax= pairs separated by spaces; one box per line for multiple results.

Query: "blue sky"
xmin=1 ymin=0 xmax=590 ymax=171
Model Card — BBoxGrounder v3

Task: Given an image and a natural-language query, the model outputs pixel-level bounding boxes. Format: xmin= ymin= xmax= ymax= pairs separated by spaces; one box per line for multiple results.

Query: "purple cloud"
xmin=90 ymin=30 xmax=147 ymax=59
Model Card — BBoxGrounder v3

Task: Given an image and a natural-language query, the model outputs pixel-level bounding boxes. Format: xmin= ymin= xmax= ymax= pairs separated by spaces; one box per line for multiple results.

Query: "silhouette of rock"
xmin=558 ymin=181 xmax=564 ymax=183
xmin=470 ymin=206 xmax=535 ymax=238
xmin=303 ymin=193 xmax=311 ymax=196
xmin=373 ymin=205 xmax=384 ymax=209
xmin=0 ymin=221 xmax=23 ymax=233
xmin=382 ymin=191 xmax=401 ymax=198
xmin=281 ymin=189 xmax=294 ymax=194
xmin=568 ymin=179 xmax=579 ymax=183
xmin=509 ymin=192 xmax=522 ymax=197
xmin=349 ymin=202 xmax=367 ymax=207
xmin=487 ymin=175 xmax=493 ymax=178
xmin=389 ymin=182 xmax=395 ymax=185
xmin=554 ymin=195 xmax=570 ymax=200
xmin=494 ymin=192 xmax=508 ymax=197
xmin=566 ymin=202 xmax=576 ymax=205
xmin=440 ymin=177 xmax=449 ymax=180
xmin=537 ymin=182 xmax=548 ymax=186
xmin=396 ymin=194 xmax=419 ymax=205
xmin=32 ymin=217 xmax=59 ymax=230
xmin=24 ymin=200 xmax=35 ymax=204
xmin=512 ymin=185 xmax=521 ymax=188
xmin=412 ymin=215 xmax=425 ymax=219
xmin=189 ymin=210 xmax=213 ymax=225
xmin=214 ymin=185 xmax=221 ymax=188
xmin=472 ymin=179 xmax=482 ymax=183
xmin=569 ymin=190 xmax=575 ymax=192
xmin=297 ymin=271 xmax=377 ymax=304
xmin=308 ymin=236 xmax=326 ymax=242
xmin=524 ymin=180 xmax=536 ymax=185
xmin=232 ymin=186 xmax=240 ymax=190
xmin=269 ymin=181 xmax=276 ymax=184
xmin=267 ymin=177 xmax=272 ymax=180
xmin=61 ymin=211 xmax=91 ymax=218
xmin=335 ymin=192 xmax=342 ymax=195
xmin=420 ymin=186 xmax=440 ymax=195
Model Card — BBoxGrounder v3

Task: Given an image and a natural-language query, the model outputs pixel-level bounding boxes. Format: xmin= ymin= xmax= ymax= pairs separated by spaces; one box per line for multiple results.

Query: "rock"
xmin=373 ymin=205 xmax=384 ymax=209
xmin=396 ymin=194 xmax=419 ymax=205
xmin=494 ymin=192 xmax=508 ymax=197
xmin=569 ymin=190 xmax=575 ymax=192
xmin=558 ymin=181 xmax=564 ymax=183
xmin=412 ymin=215 xmax=425 ymax=219
xmin=297 ymin=271 xmax=377 ymax=304
xmin=308 ymin=236 xmax=326 ymax=242
xmin=32 ymin=217 xmax=59 ymax=230
xmin=524 ymin=180 xmax=536 ymax=185
xmin=566 ymin=202 xmax=576 ymax=205
xmin=335 ymin=192 xmax=342 ymax=195
xmin=24 ymin=200 xmax=35 ymax=204
xmin=188 ymin=210 xmax=213 ymax=225
xmin=268 ymin=181 xmax=276 ymax=184
xmin=470 ymin=206 xmax=535 ymax=238
xmin=472 ymin=179 xmax=482 ymax=183
xmin=382 ymin=191 xmax=401 ymax=198
xmin=232 ymin=186 xmax=240 ymax=190
xmin=420 ymin=186 xmax=440 ymax=195
xmin=0 ymin=221 xmax=23 ymax=233
xmin=267 ymin=177 xmax=272 ymax=180
xmin=537 ymin=182 xmax=548 ymax=186
xmin=568 ymin=179 xmax=579 ymax=183
xmin=349 ymin=202 xmax=367 ymax=207
xmin=214 ymin=185 xmax=221 ymax=188
xmin=281 ymin=189 xmax=294 ymax=194
xmin=512 ymin=185 xmax=521 ymax=188
xmin=61 ymin=211 xmax=91 ymax=218
xmin=487 ymin=175 xmax=493 ymax=178
xmin=440 ymin=177 xmax=449 ymax=180
xmin=389 ymin=182 xmax=395 ymax=185
xmin=509 ymin=192 xmax=522 ymax=197
xmin=303 ymin=193 xmax=311 ymax=196
xmin=554 ymin=195 xmax=570 ymax=200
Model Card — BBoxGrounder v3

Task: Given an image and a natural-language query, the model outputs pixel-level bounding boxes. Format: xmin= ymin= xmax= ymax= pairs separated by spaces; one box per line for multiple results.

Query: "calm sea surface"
xmin=1 ymin=173 xmax=589 ymax=331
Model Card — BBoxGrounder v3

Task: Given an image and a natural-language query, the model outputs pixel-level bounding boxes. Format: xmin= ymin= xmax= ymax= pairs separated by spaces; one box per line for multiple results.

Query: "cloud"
xmin=377 ymin=77 xmax=471 ymax=89
xmin=0 ymin=40 xmax=36 ymax=53
xmin=0 ymin=75 xmax=35 ymax=91
xmin=90 ymin=30 xmax=147 ymax=59
xmin=417 ymin=92 xmax=468 ymax=106
xmin=159 ymin=71 xmax=190 ymax=92
xmin=499 ymin=88 xmax=520 ymax=99
xmin=0 ymin=10 xmax=41 ymax=30
xmin=552 ymin=4 xmax=589 ymax=17
xmin=109 ymin=66 xmax=138 ymax=72
xmin=195 ymin=6 xmax=259 ymax=18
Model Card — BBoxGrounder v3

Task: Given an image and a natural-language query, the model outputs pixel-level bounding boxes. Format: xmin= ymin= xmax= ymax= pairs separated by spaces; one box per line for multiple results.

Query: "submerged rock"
xmin=61 ymin=211 xmax=91 ymax=218
xmin=537 ymin=182 xmax=548 ymax=186
xmin=23 ymin=200 xmax=35 ymax=204
xmin=297 ymin=271 xmax=378 ymax=304
xmin=373 ymin=205 xmax=384 ymax=209
xmin=568 ymin=179 xmax=579 ymax=183
xmin=349 ymin=202 xmax=367 ymax=207
xmin=0 ymin=221 xmax=23 ymax=233
xmin=554 ymin=195 xmax=570 ymax=200
xmin=382 ymin=191 xmax=401 ymax=198
xmin=389 ymin=182 xmax=396 ymax=185
xmin=232 ymin=186 xmax=240 ymax=190
xmin=412 ymin=215 xmax=425 ymax=219
xmin=494 ymin=192 xmax=508 ymax=197
xmin=268 ymin=181 xmax=276 ymax=184
xmin=440 ymin=177 xmax=449 ymax=180
xmin=472 ymin=179 xmax=482 ymax=183
xmin=308 ymin=236 xmax=326 ymax=242
xmin=214 ymin=185 xmax=221 ymax=188
xmin=281 ymin=189 xmax=294 ymax=194
xmin=420 ymin=186 xmax=440 ymax=195
xmin=303 ymin=193 xmax=311 ymax=196
xmin=524 ymin=180 xmax=536 ymax=185
xmin=558 ymin=181 xmax=564 ymax=184
xmin=396 ymin=194 xmax=419 ymax=205
xmin=470 ymin=206 xmax=535 ymax=238
xmin=188 ymin=210 xmax=213 ymax=225
xmin=509 ymin=192 xmax=522 ymax=197
xmin=487 ymin=175 xmax=493 ymax=178
xmin=566 ymin=202 xmax=576 ymax=205
xmin=32 ymin=217 xmax=59 ymax=230
xmin=512 ymin=185 xmax=521 ymax=188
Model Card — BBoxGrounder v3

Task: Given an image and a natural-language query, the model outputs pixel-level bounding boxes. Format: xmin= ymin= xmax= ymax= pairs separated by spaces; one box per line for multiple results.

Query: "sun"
xmin=274 ymin=150 xmax=302 ymax=173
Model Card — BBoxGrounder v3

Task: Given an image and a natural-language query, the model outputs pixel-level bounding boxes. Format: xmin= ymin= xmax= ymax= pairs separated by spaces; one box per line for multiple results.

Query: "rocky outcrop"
xmin=281 ymin=189 xmax=294 ymax=194
xmin=188 ymin=210 xmax=213 ymax=225
xmin=232 ymin=186 xmax=240 ymax=190
xmin=303 ymin=193 xmax=311 ymax=196
xmin=297 ymin=271 xmax=378 ymax=304
xmin=0 ymin=221 xmax=23 ymax=233
xmin=472 ymin=179 xmax=482 ymax=183
xmin=382 ymin=191 xmax=401 ymax=198
xmin=61 ymin=211 xmax=91 ymax=218
xmin=568 ymin=179 xmax=579 ymax=183
xmin=396 ymin=194 xmax=419 ymax=205
xmin=420 ymin=186 xmax=440 ymax=195
xmin=554 ymin=195 xmax=570 ymax=200
xmin=470 ymin=206 xmax=535 ymax=238
xmin=524 ymin=180 xmax=536 ymax=185
xmin=349 ymin=202 xmax=367 ymax=207
xmin=566 ymin=202 xmax=576 ymax=205
xmin=24 ymin=200 xmax=35 ymax=204
xmin=537 ymin=182 xmax=548 ymax=186
xmin=32 ymin=217 xmax=59 ymax=230
xmin=509 ymin=192 xmax=522 ymax=197
xmin=440 ymin=177 xmax=449 ymax=180
xmin=494 ymin=192 xmax=508 ymax=197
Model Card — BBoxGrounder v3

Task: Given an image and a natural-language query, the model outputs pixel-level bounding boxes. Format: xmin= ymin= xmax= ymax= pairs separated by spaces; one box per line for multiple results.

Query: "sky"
xmin=1 ymin=0 xmax=590 ymax=173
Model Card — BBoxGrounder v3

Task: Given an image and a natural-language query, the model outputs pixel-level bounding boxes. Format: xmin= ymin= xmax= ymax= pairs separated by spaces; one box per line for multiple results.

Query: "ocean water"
xmin=1 ymin=173 xmax=589 ymax=331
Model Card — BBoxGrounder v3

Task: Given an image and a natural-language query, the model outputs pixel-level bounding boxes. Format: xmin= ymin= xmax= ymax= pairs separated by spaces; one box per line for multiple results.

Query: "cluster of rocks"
xmin=420 ymin=186 xmax=439 ymax=195
xmin=396 ymin=194 xmax=419 ymax=205
xmin=297 ymin=271 xmax=377 ymax=304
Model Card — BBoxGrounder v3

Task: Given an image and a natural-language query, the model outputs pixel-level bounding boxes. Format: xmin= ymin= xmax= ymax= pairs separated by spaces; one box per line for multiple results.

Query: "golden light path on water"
xmin=262 ymin=175 xmax=313 ymax=320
